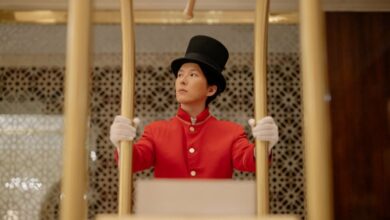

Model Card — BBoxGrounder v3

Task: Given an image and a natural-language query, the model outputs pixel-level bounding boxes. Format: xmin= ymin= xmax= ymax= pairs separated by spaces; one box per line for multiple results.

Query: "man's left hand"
xmin=249 ymin=116 xmax=279 ymax=153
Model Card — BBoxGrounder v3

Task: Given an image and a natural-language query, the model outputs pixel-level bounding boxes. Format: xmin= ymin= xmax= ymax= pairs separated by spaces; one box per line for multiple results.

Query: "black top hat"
xmin=171 ymin=35 xmax=229 ymax=94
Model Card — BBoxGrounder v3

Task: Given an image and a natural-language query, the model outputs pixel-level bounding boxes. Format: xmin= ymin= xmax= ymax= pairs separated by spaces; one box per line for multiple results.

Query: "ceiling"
xmin=0 ymin=0 xmax=390 ymax=12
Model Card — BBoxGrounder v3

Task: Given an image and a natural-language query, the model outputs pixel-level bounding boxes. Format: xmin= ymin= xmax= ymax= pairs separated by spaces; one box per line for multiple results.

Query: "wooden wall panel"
xmin=326 ymin=12 xmax=390 ymax=220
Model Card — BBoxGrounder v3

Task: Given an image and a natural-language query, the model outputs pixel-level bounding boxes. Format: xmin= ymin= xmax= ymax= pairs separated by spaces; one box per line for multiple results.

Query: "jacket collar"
xmin=176 ymin=106 xmax=211 ymax=125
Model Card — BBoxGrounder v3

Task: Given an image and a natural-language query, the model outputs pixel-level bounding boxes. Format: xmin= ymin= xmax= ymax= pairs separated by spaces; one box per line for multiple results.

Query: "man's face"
xmin=175 ymin=63 xmax=217 ymax=105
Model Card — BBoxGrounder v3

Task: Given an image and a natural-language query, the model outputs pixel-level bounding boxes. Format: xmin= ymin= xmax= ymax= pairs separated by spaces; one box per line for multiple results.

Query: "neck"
xmin=180 ymin=103 xmax=206 ymax=118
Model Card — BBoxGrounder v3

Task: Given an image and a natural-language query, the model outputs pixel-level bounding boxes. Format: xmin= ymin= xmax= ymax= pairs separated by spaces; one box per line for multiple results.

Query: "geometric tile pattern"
xmin=0 ymin=52 xmax=305 ymax=219
xmin=0 ymin=115 xmax=63 ymax=220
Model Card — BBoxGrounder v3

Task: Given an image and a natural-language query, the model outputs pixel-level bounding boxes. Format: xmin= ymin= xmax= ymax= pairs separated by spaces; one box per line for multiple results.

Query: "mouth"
xmin=176 ymin=89 xmax=187 ymax=94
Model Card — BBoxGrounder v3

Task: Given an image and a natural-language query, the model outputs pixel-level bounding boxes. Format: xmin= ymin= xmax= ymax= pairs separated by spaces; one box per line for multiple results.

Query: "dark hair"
xmin=198 ymin=63 xmax=223 ymax=106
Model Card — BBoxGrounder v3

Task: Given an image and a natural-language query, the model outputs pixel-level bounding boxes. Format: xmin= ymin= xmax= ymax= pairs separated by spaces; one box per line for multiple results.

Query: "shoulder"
xmin=143 ymin=117 xmax=178 ymax=131
xmin=210 ymin=118 xmax=245 ymax=132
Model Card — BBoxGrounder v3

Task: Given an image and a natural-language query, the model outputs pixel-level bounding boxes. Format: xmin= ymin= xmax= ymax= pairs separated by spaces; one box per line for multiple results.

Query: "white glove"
xmin=109 ymin=115 xmax=140 ymax=148
xmin=248 ymin=116 xmax=279 ymax=153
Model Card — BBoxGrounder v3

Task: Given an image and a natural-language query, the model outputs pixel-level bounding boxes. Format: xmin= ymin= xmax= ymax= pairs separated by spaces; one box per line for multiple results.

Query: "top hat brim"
xmin=171 ymin=55 xmax=226 ymax=93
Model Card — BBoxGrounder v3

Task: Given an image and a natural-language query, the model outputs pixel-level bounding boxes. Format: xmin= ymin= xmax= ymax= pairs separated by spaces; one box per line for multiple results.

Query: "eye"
xmin=190 ymin=72 xmax=198 ymax=77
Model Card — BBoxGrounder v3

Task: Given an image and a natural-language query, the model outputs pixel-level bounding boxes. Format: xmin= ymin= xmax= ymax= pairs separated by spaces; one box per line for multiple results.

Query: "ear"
xmin=207 ymin=85 xmax=218 ymax=97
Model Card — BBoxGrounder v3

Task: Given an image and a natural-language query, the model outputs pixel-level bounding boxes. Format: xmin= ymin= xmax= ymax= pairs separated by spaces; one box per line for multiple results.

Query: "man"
xmin=110 ymin=35 xmax=278 ymax=178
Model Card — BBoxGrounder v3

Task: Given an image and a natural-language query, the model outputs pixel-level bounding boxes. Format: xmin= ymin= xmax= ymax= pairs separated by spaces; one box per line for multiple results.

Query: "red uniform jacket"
xmin=115 ymin=107 xmax=256 ymax=178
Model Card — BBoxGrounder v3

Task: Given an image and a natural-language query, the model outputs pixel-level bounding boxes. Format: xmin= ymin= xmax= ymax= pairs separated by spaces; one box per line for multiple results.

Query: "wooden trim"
xmin=0 ymin=10 xmax=298 ymax=24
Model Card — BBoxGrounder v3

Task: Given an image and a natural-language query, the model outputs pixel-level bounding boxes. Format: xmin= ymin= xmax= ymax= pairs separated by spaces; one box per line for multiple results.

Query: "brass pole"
xmin=118 ymin=0 xmax=136 ymax=215
xmin=60 ymin=0 xmax=91 ymax=219
xmin=183 ymin=0 xmax=196 ymax=19
xmin=254 ymin=0 xmax=270 ymax=215
xmin=300 ymin=0 xmax=334 ymax=220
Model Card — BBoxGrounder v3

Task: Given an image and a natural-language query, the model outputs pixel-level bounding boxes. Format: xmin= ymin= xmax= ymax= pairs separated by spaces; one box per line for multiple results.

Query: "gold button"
xmin=190 ymin=170 xmax=196 ymax=176
xmin=189 ymin=126 xmax=195 ymax=132
xmin=189 ymin=147 xmax=195 ymax=153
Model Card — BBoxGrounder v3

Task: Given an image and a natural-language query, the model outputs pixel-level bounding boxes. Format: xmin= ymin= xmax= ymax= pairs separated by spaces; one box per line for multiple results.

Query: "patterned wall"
xmin=0 ymin=24 xmax=304 ymax=219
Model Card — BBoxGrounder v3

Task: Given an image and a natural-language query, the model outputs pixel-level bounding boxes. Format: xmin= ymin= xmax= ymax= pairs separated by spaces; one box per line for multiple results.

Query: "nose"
xmin=178 ymin=74 xmax=188 ymax=85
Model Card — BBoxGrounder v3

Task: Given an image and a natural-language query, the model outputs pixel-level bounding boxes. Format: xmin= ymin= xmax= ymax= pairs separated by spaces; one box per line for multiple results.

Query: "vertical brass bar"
xmin=118 ymin=0 xmax=136 ymax=215
xmin=300 ymin=0 xmax=334 ymax=219
xmin=60 ymin=0 xmax=91 ymax=219
xmin=254 ymin=0 xmax=270 ymax=215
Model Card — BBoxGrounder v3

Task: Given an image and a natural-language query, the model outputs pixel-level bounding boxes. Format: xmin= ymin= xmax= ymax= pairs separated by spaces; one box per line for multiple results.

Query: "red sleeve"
xmin=231 ymin=126 xmax=256 ymax=172
xmin=114 ymin=125 xmax=155 ymax=172
xmin=230 ymin=125 xmax=273 ymax=172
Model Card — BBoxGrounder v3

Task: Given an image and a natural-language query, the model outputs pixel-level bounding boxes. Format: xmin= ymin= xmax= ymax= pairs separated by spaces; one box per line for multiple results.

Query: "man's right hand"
xmin=109 ymin=115 xmax=140 ymax=147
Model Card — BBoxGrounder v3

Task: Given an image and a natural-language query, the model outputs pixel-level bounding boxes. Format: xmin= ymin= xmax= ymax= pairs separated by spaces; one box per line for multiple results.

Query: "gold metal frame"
xmin=0 ymin=10 xmax=298 ymax=24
